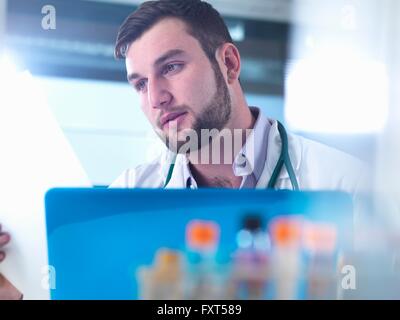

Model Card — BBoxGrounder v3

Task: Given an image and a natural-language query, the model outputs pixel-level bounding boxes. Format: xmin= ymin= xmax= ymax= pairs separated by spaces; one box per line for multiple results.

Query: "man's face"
xmin=125 ymin=17 xmax=231 ymax=152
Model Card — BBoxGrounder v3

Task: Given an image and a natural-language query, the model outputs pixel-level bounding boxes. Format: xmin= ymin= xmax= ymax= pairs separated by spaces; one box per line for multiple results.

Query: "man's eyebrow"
xmin=127 ymin=49 xmax=186 ymax=83
xmin=127 ymin=72 xmax=140 ymax=83
xmin=154 ymin=49 xmax=186 ymax=67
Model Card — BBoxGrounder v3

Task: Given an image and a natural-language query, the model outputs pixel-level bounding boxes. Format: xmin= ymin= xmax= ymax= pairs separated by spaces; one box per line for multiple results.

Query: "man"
xmin=0 ymin=0 xmax=366 ymax=299
xmin=110 ymin=0 xmax=365 ymax=190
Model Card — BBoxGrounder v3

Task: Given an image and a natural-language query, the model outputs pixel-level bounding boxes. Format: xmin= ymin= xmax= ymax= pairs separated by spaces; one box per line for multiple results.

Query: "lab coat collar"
xmin=232 ymin=107 xmax=270 ymax=179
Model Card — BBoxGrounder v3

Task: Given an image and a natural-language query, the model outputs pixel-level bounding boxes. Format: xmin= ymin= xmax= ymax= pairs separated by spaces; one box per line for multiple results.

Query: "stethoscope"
xmin=163 ymin=121 xmax=299 ymax=190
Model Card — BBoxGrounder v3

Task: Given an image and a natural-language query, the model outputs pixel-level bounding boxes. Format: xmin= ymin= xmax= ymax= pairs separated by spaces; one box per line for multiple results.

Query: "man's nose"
xmin=147 ymin=78 xmax=172 ymax=109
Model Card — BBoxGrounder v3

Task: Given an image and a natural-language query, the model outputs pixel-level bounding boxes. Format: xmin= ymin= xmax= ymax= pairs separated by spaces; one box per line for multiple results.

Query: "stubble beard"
xmin=163 ymin=62 xmax=232 ymax=154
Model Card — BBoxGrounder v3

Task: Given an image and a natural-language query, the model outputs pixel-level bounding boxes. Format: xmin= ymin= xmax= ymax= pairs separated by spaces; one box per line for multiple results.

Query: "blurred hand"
xmin=0 ymin=224 xmax=22 ymax=300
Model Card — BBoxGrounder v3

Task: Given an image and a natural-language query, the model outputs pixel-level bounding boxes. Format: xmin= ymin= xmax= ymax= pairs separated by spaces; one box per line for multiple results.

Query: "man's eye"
xmin=162 ymin=63 xmax=182 ymax=75
xmin=135 ymin=79 xmax=147 ymax=92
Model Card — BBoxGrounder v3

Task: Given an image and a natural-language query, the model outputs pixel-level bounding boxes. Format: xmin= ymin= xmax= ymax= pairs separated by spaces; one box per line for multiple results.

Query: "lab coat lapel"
xmin=163 ymin=153 xmax=187 ymax=189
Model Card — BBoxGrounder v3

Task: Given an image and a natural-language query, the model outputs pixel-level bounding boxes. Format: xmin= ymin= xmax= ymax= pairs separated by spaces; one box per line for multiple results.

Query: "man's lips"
xmin=160 ymin=111 xmax=187 ymax=128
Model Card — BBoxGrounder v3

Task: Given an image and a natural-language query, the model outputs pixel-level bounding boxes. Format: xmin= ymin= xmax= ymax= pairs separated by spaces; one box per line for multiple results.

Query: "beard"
xmin=162 ymin=62 xmax=232 ymax=153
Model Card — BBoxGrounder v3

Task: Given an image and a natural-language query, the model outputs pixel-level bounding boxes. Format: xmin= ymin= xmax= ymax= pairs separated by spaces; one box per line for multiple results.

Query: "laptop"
xmin=44 ymin=188 xmax=353 ymax=300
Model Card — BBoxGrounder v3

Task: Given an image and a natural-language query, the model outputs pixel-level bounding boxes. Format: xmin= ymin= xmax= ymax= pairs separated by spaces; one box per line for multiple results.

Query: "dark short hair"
xmin=114 ymin=0 xmax=233 ymax=62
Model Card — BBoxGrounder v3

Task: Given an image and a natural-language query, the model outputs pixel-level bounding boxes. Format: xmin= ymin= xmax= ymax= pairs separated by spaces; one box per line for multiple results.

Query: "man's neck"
xmin=187 ymin=106 xmax=256 ymax=188
xmin=189 ymin=163 xmax=243 ymax=188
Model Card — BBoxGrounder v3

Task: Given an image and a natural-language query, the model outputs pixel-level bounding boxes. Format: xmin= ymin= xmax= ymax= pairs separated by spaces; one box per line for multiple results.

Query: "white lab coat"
xmin=110 ymin=118 xmax=368 ymax=194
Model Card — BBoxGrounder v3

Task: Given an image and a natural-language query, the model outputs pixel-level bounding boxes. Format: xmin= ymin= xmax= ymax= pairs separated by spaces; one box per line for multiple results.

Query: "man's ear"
xmin=217 ymin=43 xmax=241 ymax=84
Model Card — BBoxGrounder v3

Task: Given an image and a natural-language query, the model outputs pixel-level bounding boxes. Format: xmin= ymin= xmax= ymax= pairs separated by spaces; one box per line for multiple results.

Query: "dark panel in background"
xmin=5 ymin=0 xmax=289 ymax=95
xmin=5 ymin=0 xmax=129 ymax=81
